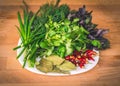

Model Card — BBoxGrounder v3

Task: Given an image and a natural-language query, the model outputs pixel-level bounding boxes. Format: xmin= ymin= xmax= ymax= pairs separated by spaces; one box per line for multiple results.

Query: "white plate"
xmin=17 ymin=39 xmax=99 ymax=76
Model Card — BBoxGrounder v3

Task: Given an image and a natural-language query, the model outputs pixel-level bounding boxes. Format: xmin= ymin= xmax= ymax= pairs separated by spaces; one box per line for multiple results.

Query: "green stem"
xmin=13 ymin=45 xmax=22 ymax=50
xmin=17 ymin=47 xmax=26 ymax=59
xmin=22 ymin=51 xmax=30 ymax=68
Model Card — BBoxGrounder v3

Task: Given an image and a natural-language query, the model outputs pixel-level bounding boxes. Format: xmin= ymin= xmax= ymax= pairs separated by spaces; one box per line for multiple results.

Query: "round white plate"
xmin=17 ymin=39 xmax=99 ymax=76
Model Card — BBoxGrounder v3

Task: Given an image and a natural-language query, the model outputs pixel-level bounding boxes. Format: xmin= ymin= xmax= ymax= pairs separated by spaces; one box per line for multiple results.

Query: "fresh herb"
xmin=38 ymin=17 xmax=89 ymax=58
xmin=68 ymin=5 xmax=110 ymax=50
xmin=13 ymin=0 xmax=44 ymax=67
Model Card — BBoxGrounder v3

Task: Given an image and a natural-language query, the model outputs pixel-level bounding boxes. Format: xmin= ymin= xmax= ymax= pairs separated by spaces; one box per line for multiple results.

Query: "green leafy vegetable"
xmin=91 ymin=40 xmax=101 ymax=48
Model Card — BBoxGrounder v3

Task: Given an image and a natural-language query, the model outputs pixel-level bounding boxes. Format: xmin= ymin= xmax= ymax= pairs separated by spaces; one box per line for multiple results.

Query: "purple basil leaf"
xmin=79 ymin=20 xmax=84 ymax=25
xmin=79 ymin=5 xmax=86 ymax=15
xmin=99 ymin=29 xmax=109 ymax=37
xmin=95 ymin=29 xmax=109 ymax=37
xmin=94 ymin=29 xmax=103 ymax=37
xmin=88 ymin=34 xmax=95 ymax=40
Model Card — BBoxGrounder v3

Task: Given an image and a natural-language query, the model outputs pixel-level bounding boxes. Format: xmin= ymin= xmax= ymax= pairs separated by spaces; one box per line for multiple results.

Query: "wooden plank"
xmin=0 ymin=0 xmax=120 ymax=6
xmin=0 ymin=0 xmax=120 ymax=86
xmin=0 ymin=66 xmax=120 ymax=85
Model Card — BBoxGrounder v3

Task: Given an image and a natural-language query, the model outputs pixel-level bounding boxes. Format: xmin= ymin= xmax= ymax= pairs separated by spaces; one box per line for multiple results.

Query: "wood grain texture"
xmin=0 ymin=0 xmax=120 ymax=86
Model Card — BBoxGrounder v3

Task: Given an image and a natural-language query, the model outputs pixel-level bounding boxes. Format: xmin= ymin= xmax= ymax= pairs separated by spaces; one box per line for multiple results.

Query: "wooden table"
xmin=0 ymin=0 xmax=120 ymax=86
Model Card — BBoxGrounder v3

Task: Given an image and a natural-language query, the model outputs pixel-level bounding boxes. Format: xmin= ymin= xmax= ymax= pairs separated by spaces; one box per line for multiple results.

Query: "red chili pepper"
xmin=65 ymin=55 xmax=70 ymax=60
xmin=82 ymin=58 xmax=86 ymax=63
xmin=86 ymin=50 xmax=96 ymax=56
xmin=65 ymin=49 xmax=96 ymax=68
xmin=77 ymin=58 xmax=83 ymax=62
xmin=85 ymin=50 xmax=93 ymax=53
xmin=79 ymin=62 xmax=85 ymax=68
xmin=87 ymin=56 xmax=95 ymax=61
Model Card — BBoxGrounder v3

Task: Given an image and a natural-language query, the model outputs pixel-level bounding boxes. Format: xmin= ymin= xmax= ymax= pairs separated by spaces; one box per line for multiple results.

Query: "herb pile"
xmin=68 ymin=5 xmax=110 ymax=50
xmin=14 ymin=0 xmax=110 ymax=70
